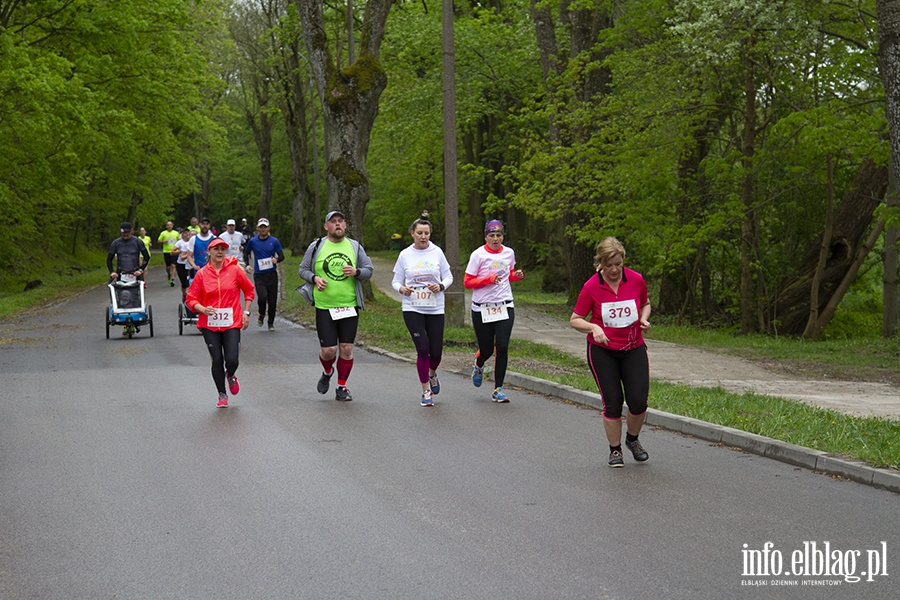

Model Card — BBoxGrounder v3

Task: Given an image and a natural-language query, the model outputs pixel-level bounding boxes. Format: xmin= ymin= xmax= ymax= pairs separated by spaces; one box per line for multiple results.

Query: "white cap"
xmin=257 ymin=218 xmax=270 ymax=227
xmin=226 ymin=219 xmax=236 ymax=225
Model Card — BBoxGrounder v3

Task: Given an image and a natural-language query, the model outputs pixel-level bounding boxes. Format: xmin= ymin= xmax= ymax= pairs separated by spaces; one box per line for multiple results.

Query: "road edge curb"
xmin=363 ymin=343 xmax=899 ymax=495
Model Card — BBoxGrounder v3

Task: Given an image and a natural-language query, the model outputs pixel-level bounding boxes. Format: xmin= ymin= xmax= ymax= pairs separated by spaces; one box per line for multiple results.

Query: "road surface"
xmin=0 ymin=268 xmax=896 ymax=599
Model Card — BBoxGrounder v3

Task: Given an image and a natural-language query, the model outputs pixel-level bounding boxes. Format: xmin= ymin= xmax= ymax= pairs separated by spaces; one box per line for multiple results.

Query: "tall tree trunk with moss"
xmin=297 ymin=0 xmax=391 ymax=250
xmin=878 ymin=0 xmax=900 ymax=338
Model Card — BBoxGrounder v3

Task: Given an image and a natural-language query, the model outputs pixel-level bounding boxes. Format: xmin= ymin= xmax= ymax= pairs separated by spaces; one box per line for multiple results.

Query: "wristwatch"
xmin=244 ymin=310 xmax=251 ymax=316
xmin=439 ymin=283 xmax=445 ymax=291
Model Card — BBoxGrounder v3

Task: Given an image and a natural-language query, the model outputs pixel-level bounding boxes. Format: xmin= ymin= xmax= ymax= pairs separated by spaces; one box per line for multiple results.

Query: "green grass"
xmin=0 ymin=249 xmax=109 ymax=318
xmin=280 ymin=254 xmax=899 ymax=470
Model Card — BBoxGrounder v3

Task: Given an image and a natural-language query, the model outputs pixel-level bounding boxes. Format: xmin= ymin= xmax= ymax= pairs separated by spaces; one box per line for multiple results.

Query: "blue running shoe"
xmin=491 ymin=387 xmax=509 ymax=403
xmin=421 ymin=390 xmax=433 ymax=407
xmin=472 ymin=365 xmax=484 ymax=387
xmin=428 ymin=374 xmax=440 ymax=395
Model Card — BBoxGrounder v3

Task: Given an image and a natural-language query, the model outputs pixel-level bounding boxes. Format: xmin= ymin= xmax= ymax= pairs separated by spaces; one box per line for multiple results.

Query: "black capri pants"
xmin=471 ymin=307 xmax=515 ymax=388
xmin=201 ymin=328 xmax=242 ymax=395
xmin=587 ymin=342 xmax=649 ymax=420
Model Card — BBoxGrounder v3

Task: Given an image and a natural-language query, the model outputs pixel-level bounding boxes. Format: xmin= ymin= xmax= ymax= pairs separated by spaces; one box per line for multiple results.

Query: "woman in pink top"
xmin=570 ymin=237 xmax=651 ymax=468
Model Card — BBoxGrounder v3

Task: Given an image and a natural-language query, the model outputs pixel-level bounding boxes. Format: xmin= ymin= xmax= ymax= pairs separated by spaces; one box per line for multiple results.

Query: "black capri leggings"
xmin=471 ymin=307 xmax=515 ymax=387
xmin=587 ymin=342 xmax=649 ymax=419
xmin=403 ymin=311 xmax=445 ymax=383
xmin=201 ymin=328 xmax=242 ymax=394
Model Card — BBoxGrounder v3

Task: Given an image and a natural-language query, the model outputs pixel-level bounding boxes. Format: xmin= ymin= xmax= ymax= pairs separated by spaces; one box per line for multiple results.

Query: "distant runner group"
xmin=107 ymin=211 xmax=652 ymax=468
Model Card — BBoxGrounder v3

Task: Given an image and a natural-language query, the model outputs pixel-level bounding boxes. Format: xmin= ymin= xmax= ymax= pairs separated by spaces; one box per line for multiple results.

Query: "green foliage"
xmin=0 ymin=0 xmax=227 ymax=289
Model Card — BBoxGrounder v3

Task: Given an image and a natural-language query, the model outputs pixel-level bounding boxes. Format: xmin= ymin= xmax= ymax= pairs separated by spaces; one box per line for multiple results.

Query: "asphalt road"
xmin=1 ymin=268 xmax=897 ymax=599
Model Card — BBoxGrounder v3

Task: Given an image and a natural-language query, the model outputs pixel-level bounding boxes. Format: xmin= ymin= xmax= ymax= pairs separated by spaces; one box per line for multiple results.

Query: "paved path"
xmin=2 ymin=266 xmax=898 ymax=598
xmin=370 ymin=256 xmax=900 ymax=420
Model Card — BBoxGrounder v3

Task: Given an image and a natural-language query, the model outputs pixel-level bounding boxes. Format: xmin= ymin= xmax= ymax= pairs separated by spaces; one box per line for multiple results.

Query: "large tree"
xmin=296 ymin=0 xmax=392 ymax=244
xmin=878 ymin=0 xmax=900 ymax=337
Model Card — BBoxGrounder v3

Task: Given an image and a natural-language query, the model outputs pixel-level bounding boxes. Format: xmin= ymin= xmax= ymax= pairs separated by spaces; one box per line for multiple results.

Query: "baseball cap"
xmin=226 ymin=219 xmax=236 ymax=225
xmin=199 ymin=216 xmax=210 ymax=223
xmin=120 ymin=222 xmax=133 ymax=232
xmin=208 ymin=237 xmax=228 ymax=250
xmin=325 ymin=210 xmax=345 ymax=222
xmin=257 ymin=218 xmax=270 ymax=227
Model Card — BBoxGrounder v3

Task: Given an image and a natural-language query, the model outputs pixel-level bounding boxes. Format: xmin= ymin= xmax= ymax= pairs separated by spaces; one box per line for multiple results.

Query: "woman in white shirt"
xmin=464 ymin=219 xmax=525 ymax=403
xmin=392 ymin=213 xmax=453 ymax=407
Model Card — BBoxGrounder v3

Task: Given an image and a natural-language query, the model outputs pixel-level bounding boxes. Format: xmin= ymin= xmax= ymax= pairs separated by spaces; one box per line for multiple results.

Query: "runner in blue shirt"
xmin=243 ymin=217 xmax=285 ymax=330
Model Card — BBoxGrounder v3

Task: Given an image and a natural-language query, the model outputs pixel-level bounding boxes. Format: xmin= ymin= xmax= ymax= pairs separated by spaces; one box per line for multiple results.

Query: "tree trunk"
xmin=298 ymin=0 xmax=391 ymax=249
xmin=877 ymin=0 xmax=900 ymax=337
xmin=802 ymin=155 xmax=835 ymax=340
xmin=739 ymin=41 xmax=759 ymax=334
xmin=774 ymin=158 xmax=889 ymax=334
xmin=277 ymin=36 xmax=313 ymax=255
xmin=442 ymin=0 xmax=464 ymax=327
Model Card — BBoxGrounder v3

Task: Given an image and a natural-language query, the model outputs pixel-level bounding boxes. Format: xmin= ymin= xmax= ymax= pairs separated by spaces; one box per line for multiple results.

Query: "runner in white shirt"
xmin=464 ymin=219 xmax=525 ymax=403
xmin=391 ymin=212 xmax=453 ymax=407
xmin=218 ymin=219 xmax=246 ymax=264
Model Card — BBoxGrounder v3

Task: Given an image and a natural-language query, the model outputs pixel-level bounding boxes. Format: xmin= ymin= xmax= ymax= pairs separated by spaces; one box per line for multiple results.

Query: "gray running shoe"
xmin=608 ymin=450 xmax=624 ymax=468
xmin=317 ymin=371 xmax=333 ymax=394
xmin=625 ymin=438 xmax=649 ymax=462
xmin=335 ymin=385 xmax=353 ymax=401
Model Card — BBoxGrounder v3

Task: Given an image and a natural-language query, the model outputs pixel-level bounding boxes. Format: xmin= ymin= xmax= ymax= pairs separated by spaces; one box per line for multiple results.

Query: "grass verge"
xmin=279 ymin=254 xmax=899 ymax=470
xmin=0 ymin=249 xmax=109 ymax=318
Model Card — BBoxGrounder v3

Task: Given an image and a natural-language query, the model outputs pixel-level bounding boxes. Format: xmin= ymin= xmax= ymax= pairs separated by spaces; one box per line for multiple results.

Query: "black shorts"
xmin=164 ymin=253 xmax=177 ymax=267
xmin=315 ymin=308 xmax=359 ymax=347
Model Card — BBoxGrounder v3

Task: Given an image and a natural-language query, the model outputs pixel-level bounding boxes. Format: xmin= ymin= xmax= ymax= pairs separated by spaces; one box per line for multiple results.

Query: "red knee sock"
xmin=336 ymin=357 xmax=353 ymax=386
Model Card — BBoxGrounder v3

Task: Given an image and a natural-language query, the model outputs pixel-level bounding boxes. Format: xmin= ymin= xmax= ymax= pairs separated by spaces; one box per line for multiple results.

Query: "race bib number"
xmin=601 ymin=299 xmax=638 ymax=328
xmin=120 ymin=273 xmax=136 ymax=283
xmin=209 ymin=307 xmax=234 ymax=328
xmin=480 ymin=302 xmax=509 ymax=323
xmin=329 ymin=306 xmax=357 ymax=320
xmin=257 ymin=257 xmax=274 ymax=271
xmin=409 ymin=286 xmax=437 ymax=308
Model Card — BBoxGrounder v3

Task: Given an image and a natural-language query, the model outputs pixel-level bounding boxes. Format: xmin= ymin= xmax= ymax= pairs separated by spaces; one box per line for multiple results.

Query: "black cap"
xmin=120 ymin=222 xmax=132 ymax=232
xmin=199 ymin=216 xmax=210 ymax=223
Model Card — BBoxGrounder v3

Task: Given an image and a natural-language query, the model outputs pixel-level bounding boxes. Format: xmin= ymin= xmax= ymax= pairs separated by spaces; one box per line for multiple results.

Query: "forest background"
xmin=2 ymin=0 xmax=899 ymax=341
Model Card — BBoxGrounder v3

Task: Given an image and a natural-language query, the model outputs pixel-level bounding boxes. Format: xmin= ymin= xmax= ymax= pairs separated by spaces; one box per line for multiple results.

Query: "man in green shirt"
xmin=157 ymin=220 xmax=180 ymax=286
xmin=298 ymin=210 xmax=374 ymax=401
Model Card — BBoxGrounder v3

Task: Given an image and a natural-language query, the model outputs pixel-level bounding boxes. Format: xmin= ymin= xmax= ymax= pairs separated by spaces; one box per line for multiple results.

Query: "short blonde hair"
xmin=594 ymin=237 xmax=625 ymax=270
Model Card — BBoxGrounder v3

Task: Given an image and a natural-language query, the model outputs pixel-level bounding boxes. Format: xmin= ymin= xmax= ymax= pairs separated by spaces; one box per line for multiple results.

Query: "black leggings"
xmin=254 ymin=271 xmax=278 ymax=325
xmin=403 ymin=311 xmax=445 ymax=383
xmin=471 ymin=307 xmax=515 ymax=387
xmin=587 ymin=342 xmax=649 ymax=419
xmin=175 ymin=263 xmax=192 ymax=296
xmin=201 ymin=328 xmax=242 ymax=394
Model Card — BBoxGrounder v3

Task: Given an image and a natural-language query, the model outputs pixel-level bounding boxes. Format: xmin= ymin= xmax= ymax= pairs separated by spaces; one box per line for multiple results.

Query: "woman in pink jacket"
xmin=186 ymin=237 xmax=255 ymax=407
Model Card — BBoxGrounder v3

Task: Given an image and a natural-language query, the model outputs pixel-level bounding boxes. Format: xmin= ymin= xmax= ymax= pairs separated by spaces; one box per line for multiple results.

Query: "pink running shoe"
xmin=227 ymin=374 xmax=240 ymax=395
xmin=217 ymin=393 xmax=228 ymax=408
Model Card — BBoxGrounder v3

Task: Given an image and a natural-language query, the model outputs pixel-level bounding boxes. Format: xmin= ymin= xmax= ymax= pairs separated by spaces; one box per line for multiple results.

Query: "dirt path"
xmin=369 ymin=256 xmax=900 ymax=420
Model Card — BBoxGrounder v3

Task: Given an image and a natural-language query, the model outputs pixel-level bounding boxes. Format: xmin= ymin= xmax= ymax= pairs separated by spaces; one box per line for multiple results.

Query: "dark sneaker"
xmin=421 ymin=390 xmax=433 ymax=407
xmin=217 ymin=393 xmax=228 ymax=408
xmin=472 ymin=365 xmax=484 ymax=387
xmin=268 ymin=324 xmax=275 ymax=331
xmin=335 ymin=386 xmax=353 ymax=401
xmin=608 ymin=450 xmax=624 ymax=468
xmin=428 ymin=374 xmax=440 ymax=395
xmin=317 ymin=371 xmax=333 ymax=394
xmin=625 ymin=438 xmax=649 ymax=462
xmin=491 ymin=387 xmax=509 ymax=403
xmin=227 ymin=374 xmax=240 ymax=395
xmin=257 ymin=316 xmax=264 ymax=327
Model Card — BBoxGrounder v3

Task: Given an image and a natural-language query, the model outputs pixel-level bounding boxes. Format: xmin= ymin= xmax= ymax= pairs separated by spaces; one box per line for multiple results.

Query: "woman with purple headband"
xmin=464 ymin=219 xmax=525 ymax=403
